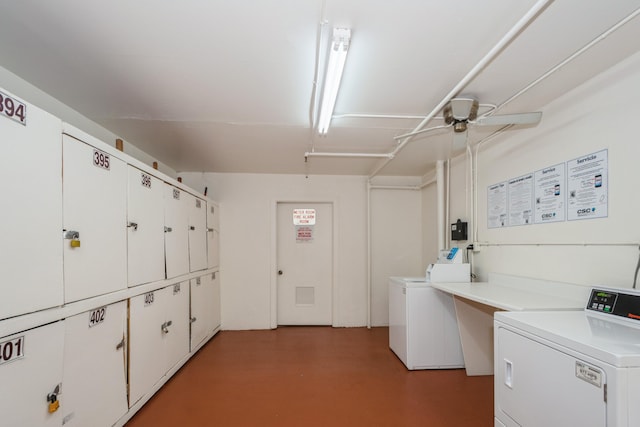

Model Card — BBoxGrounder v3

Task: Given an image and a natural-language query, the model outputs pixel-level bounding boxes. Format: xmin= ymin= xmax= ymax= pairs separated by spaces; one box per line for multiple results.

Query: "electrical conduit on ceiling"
xmin=363 ymin=0 xmax=553 ymax=328
xmin=470 ymin=5 xmax=640 ymax=246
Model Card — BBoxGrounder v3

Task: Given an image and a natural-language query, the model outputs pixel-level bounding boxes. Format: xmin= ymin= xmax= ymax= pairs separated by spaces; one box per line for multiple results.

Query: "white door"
xmin=0 ymin=92 xmax=63 ymax=320
xmin=62 ymin=301 xmax=128 ymax=427
xmin=495 ymin=327 xmax=607 ymax=426
xmin=277 ymin=203 xmax=332 ymax=325
xmin=188 ymin=196 xmax=208 ymax=272
xmin=164 ymin=282 xmax=190 ymax=373
xmin=127 ymin=166 xmax=165 ymax=287
xmin=206 ymin=202 xmax=220 ymax=269
xmin=189 ymin=275 xmax=208 ymax=351
xmin=63 ymin=135 xmax=127 ymax=303
xmin=0 ymin=321 xmax=64 ymax=426
xmin=129 ymin=289 xmax=166 ymax=406
xmin=164 ymin=184 xmax=190 ymax=279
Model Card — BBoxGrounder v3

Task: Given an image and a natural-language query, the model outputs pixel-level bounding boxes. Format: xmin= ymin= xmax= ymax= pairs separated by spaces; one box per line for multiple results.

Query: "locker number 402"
xmin=0 ymin=336 xmax=25 ymax=366
xmin=88 ymin=306 xmax=107 ymax=328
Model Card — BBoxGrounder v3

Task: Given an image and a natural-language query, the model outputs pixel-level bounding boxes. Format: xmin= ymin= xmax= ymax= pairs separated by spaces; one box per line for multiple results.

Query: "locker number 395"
xmin=93 ymin=149 xmax=110 ymax=170
xmin=0 ymin=336 xmax=24 ymax=366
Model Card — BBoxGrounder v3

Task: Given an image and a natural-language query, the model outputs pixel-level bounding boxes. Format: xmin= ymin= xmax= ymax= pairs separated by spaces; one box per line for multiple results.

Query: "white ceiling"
xmin=1 ymin=1 xmax=639 ymax=176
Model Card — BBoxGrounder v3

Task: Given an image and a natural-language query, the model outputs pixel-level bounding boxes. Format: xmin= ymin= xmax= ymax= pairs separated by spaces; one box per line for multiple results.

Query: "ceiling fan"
xmin=442 ymin=97 xmax=542 ymax=150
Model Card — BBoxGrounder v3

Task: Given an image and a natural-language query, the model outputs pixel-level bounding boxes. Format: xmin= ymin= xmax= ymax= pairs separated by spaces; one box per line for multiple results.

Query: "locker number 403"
xmin=0 ymin=336 xmax=25 ymax=366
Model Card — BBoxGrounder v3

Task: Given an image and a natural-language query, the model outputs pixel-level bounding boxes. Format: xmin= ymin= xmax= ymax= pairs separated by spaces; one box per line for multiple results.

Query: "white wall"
xmin=369 ymin=177 xmax=424 ymax=326
xmin=0 ymin=66 xmax=176 ymax=177
xmin=448 ymin=50 xmax=640 ymax=288
xmin=181 ymin=172 xmax=372 ymax=329
xmin=421 ymin=180 xmax=439 ymax=268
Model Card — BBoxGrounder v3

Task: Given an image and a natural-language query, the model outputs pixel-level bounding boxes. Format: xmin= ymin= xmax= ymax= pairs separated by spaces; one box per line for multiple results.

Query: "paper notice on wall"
xmin=567 ymin=149 xmax=608 ymax=221
xmin=293 ymin=209 xmax=316 ymax=225
xmin=534 ymin=163 xmax=566 ymax=224
xmin=508 ymin=174 xmax=534 ymax=226
xmin=487 ymin=182 xmax=508 ymax=228
xmin=296 ymin=225 xmax=314 ymax=242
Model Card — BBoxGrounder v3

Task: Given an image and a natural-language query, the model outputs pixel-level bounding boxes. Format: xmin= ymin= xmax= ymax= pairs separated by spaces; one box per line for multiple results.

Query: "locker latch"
xmin=127 ymin=222 xmax=138 ymax=231
xmin=164 ymin=226 xmax=173 ymax=233
xmin=161 ymin=320 xmax=173 ymax=334
xmin=63 ymin=230 xmax=80 ymax=248
xmin=190 ymin=316 xmax=197 ymax=324
xmin=116 ymin=337 xmax=125 ymax=351
xmin=207 ymin=227 xmax=214 ymax=232
xmin=47 ymin=384 xmax=60 ymax=413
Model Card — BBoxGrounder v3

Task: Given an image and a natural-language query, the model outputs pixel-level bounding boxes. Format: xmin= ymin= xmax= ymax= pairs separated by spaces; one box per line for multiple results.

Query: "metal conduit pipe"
xmin=368 ymin=0 xmax=553 ymax=179
xmin=305 ymin=152 xmax=393 ymax=158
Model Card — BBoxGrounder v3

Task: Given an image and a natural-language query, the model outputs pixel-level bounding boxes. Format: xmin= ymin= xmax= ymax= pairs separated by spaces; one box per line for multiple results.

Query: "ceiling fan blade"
xmin=476 ymin=112 xmax=542 ymax=126
xmin=452 ymin=130 xmax=467 ymax=151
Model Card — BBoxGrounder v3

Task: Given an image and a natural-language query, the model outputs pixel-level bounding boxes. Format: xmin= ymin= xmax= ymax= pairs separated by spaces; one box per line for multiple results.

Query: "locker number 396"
xmin=0 ymin=336 xmax=24 ymax=366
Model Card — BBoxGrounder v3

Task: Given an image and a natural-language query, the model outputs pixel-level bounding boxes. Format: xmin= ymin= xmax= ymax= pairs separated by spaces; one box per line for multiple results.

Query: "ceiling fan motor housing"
xmin=443 ymin=97 xmax=479 ymax=130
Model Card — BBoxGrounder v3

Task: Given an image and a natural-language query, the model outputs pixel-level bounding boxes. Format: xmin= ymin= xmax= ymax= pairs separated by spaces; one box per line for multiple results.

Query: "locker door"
xmin=189 ymin=196 xmax=208 ymax=272
xmin=129 ymin=289 xmax=166 ymax=406
xmin=189 ymin=276 xmax=208 ymax=351
xmin=0 ymin=321 xmax=64 ymax=426
xmin=62 ymin=301 xmax=128 ymax=427
xmin=206 ymin=202 xmax=220 ymax=269
xmin=63 ymin=135 xmax=127 ymax=302
xmin=127 ymin=166 xmax=165 ymax=287
xmin=0 ymin=92 xmax=63 ymax=320
xmin=164 ymin=184 xmax=189 ymax=279
xmin=210 ymin=271 xmax=221 ymax=331
xmin=164 ymin=282 xmax=190 ymax=372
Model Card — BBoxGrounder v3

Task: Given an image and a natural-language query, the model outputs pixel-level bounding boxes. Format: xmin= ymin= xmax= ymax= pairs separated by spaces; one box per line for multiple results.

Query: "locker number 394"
xmin=0 ymin=90 xmax=26 ymax=125
xmin=0 ymin=336 xmax=25 ymax=365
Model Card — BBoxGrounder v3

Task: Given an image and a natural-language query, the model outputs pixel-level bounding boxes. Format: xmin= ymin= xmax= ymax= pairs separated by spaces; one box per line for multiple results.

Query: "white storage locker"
xmin=127 ymin=166 xmax=165 ymax=287
xmin=188 ymin=196 xmax=208 ymax=272
xmin=0 ymin=321 xmax=64 ymax=426
xmin=164 ymin=281 xmax=190 ymax=373
xmin=129 ymin=289 xmax=167 ymax=406
xmin=210 ymin=270 xmax=221 ymax=332
xmin=0 ymin=90 xmax=63 ymax=320
xmin=189 ymin=275 xmax=208 ymax=351
xmin=62 ymin=301 xmax=128 ymax=427
xmin=206 ymin=202 xmax=220 ymax=269
xmin=62 ymin=134 xmax=127 ymax=303
xmin=129 ymin=284 xmax=190 ymax=406
xmin=190 ymin=272 xmax=221 ymax=351
xmin=164 ymin=184 xmax=190 ymax=279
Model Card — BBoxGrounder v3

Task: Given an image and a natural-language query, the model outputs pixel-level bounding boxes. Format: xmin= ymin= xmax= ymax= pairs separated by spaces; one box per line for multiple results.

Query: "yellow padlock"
xmin=70 ymin=239 xmax=81 ymax=248
xmin=48 ymin=400 xmax=59 ymax=413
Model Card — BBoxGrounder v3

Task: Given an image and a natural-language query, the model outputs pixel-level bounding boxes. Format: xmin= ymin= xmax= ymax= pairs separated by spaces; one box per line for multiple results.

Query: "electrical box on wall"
xmin=451 ymin=219 xmax=468 ymax=241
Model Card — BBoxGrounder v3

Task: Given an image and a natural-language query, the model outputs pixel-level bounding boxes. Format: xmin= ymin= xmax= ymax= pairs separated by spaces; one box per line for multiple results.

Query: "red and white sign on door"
xmin=293 ymin=209 xmax=316 ymax=225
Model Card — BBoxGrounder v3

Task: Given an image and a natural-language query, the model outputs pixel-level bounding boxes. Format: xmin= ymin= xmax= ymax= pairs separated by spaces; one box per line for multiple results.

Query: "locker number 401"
xmin=0 ymin=336 xmax=25 ymax=366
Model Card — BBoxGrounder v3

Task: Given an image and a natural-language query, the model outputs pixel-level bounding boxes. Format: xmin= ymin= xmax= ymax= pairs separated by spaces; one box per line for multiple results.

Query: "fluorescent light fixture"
xmin=317 ymin=28 xmax=351 ymax=135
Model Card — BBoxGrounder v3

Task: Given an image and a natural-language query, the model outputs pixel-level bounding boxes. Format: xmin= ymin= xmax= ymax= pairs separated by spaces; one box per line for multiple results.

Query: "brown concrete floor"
xmin=125 ymin=327 xmax=493 ymax=427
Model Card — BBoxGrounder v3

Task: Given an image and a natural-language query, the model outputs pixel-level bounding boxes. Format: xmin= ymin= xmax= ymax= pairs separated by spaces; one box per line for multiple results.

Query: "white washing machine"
xmin=494 ymin=287 xmax=640 ymax=427
xmin=388 ymin=277 xmax=464 ymax=370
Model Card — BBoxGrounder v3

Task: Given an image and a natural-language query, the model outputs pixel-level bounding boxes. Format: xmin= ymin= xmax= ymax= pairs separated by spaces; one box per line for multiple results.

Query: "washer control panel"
xmin=587 ymin=288 xmax=640 ymax=322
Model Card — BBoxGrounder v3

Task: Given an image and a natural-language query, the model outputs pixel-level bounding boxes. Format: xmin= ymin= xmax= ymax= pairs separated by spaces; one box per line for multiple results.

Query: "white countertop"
xmin=430 ymin=274 xmax=589 ymax=311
